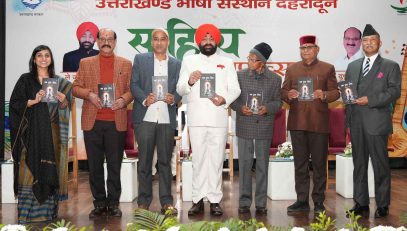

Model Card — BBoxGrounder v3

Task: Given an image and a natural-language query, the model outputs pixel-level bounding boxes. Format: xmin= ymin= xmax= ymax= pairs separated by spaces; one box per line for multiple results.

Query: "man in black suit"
xmin=345 ymin=24 xmax=401 ymax=218
xmin=63 ymin=22 xmax=99 ymax=72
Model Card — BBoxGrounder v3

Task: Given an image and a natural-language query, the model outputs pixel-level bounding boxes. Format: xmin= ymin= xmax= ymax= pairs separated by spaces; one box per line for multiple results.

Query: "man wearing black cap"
xmin=281 ymin=35 xmax=339 ymax=215
xmin=231 ymin=42 xmax=282 ymax=215
xmin=345 ymin=24 xmax=401 ymax=218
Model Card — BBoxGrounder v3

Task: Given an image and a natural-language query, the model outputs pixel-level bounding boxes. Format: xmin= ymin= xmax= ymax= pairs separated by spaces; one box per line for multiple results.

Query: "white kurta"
xmin=177 ymin=53 xmax=241 ymax=203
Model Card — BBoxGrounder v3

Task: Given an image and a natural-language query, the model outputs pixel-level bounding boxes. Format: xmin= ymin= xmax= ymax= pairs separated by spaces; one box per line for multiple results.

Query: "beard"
xmin=80 ymin=41 xmax=95 ymax=50
xmin=199 ymin=43 xmax=217 ymax=56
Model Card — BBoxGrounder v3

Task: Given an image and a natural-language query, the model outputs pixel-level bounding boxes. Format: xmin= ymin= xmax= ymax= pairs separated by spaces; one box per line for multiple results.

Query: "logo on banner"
xmin=128 ymin=18 xmax=246 ymax=60
xmin=22 ymin=0 xmax=43 ymax=10
xmin=391 ymin=0 xmax=407 ymax=14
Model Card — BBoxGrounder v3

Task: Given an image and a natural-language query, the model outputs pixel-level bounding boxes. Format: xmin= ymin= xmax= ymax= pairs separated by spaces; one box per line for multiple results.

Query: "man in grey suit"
xmin=230 ymin=42 xmax=282 ymax=215
xmin=130 ymin=28 xmax=181 ymax=214
xmin=345 ymin=24 xmax=401 ymax=218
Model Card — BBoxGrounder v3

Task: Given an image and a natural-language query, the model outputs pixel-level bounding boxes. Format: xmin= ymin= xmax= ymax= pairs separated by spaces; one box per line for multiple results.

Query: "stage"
xmin=1 ymin=168 xmax=406 ymax=230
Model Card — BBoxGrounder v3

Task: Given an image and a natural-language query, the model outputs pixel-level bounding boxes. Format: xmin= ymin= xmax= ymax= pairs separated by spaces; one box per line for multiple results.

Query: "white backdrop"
xmin=5 ymin=0 xmax=407 ymax=159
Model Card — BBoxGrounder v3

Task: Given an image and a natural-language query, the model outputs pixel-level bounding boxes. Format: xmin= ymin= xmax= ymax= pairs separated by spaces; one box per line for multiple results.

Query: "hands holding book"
xmin=188 ymin=70 xmax=201 ymax=86
xmin=209 ymin=94 xmax=225 ymax=106
xmin=27 ymin=90 xmax=46 ymax=107
xmin=88 ymin=92 xmax=103 ymax=109
xmin=287 ymin=89 xmax=299 ymax=100
xmin=241 ymin=105 xmax=267 ymax=116
xmin=313 ymin=89 xmax=326 ymax=100
xmin=112 ymin=97 xmax=126 ymax=110
xmin=354 ymin=96 xmax=368 ymax=105
xmin=56 ymin=92 xmax=68 ymax=109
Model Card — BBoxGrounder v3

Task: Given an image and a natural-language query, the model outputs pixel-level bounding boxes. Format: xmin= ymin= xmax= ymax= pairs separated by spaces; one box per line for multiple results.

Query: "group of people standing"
xmin=9 ymin=22 xmax=400 ymax=224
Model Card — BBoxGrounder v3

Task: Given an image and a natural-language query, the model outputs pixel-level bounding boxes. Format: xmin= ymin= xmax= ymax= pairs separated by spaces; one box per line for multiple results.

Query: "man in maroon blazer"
xmin=73 ymin=28 xmax=133 ymax=218
xmin=281 ymin=35 xmax=339 ymax=215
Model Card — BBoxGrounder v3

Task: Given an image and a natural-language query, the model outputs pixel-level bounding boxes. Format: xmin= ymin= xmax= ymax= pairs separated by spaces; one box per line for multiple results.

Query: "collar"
xmin=154 ymin=53 xmax=169 ymax=62
xmin=302 ymin=58 xmax=319 ymax=67
xmin=364 ymin=52 xmax=379 ymax=65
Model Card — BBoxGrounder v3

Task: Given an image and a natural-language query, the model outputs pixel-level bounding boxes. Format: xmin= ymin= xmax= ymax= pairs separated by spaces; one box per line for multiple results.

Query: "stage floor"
xmin=1 ymin=169 xmax=406 ymax=230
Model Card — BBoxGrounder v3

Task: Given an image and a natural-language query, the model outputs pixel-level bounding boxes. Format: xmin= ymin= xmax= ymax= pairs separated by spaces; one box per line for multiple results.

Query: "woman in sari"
xmin=9 ymin=45 xmax=72 ymax=223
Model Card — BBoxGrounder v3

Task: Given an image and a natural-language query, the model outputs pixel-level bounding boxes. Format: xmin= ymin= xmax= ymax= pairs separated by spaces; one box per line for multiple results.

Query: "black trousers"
xmin=350 ymin=109 xmax=390 ymax=207
xmin=290 ymin=130 xmax=328 ymax=203
xmin=135 ymin=121 xmax=175 ymax=206
xmin=84 ymin=120 xmax=125 ymax=208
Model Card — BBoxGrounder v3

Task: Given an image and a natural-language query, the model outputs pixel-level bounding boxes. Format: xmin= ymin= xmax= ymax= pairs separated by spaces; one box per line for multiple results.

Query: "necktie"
xmin=363 ymin=58 xmax=370 ymax=76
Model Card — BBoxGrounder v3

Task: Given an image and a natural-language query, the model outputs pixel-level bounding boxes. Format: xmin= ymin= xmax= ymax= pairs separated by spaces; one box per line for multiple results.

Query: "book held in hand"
xmin=339 ymin=81 xmax=358 ymax=104
xmin=298 ymin=77 xmax=313 ymax=101
xmin=246 ymin=90 xmax=263 ymax=114
xmin=200 ymin=73 xmax=216 ymax=98
xmin=98 ymin=84 xmax=115 ymax=108
xmin=41 ymin=78 xmax=58 ymax=103
xmin=152 ymin=76 xmax=168 ymax=101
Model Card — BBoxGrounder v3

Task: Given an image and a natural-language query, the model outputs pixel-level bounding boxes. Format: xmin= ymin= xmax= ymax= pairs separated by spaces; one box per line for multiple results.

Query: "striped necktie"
xmin=363 ymin=58 xmax=370 ymax=76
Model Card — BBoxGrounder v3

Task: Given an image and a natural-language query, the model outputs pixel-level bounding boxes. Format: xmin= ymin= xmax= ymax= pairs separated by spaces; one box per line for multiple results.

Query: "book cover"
xmin=246 ymin=90 xmax=263 ymax=114
xmin=41 ymin=78 xmax=59 ymax=103
xmin=298 ymin=77 xmax=314 ymax=101
xmin=200 ymin=73 xmax=216 ymax=98
xmin=339 ymin=81 xmax=358 ymax=104
xmin=98 ymin=84 xmax=115 ymax=108
xmin=152 ymin=75 xmax=168 ymax=101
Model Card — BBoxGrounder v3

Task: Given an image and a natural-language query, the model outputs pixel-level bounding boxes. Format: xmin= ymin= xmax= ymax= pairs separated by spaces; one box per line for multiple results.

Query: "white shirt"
xmin=363 ymin=52 xmax=379 ymax=75
xmin=177 ymin=53 xmax=241 ymax=127
xmin=334 ymin=49 xmax=363 ymax=71
xmin=143 ymin=54 xmax=170 ymax=124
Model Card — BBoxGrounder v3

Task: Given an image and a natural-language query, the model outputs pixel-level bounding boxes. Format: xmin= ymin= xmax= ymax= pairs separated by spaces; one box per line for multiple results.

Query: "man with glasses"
xmin=230 ymin=42 xmax=282 ymax=215
xmin=131 ymin=28 xmax=180 ymax=214
xmin=177 ymin=23 xmax=241 ymax=216
xmin=73 ymin=28 xmax=133 ymax=218
xmin=335 ymin=27 xmax=363 ymax=72
xmin=281 ymin=35 xmax=339 ymax=215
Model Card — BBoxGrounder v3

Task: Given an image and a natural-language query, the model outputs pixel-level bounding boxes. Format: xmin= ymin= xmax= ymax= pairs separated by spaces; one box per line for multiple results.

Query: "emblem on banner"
xmin=21 ymin=0 xmax=43 ymax=10
xmin=391 ymin=0 xmax=407 ymax=14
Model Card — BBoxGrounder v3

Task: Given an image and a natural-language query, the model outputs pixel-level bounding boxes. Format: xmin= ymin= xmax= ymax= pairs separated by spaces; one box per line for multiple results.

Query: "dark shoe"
xmin=346 ymin=203 xmax=369 ymax=218
xmin=238 ymin=206 xmax=250 ymax=214
xmin=138 ymin=204 xmax=150 ymax=210
xmin=188 ymin=199 xmax=204 ymax=216
xmin=210 ymin=203 xmax=223 ymax=216
xmin=314 ymin=202 xmax=325 ymax=215
xmin=108 ymin=206 xmax=122 ymax=217
xmin=374 ymin=207 xmax=389 ymax=218
xmin=89 ymin=207 xmax=107 ymax=218
xmin=255 ymin=207 xmax=267 ymax=215
xmin=287 ymin=201 xmax=310 ymax=212
xmin=161 ymin=204 xmax=178 ymax=215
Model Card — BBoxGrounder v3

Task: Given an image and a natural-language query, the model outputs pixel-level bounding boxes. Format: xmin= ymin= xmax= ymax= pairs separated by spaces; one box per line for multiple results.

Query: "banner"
xmin=5 ymin=0 xmax=407 ymax=158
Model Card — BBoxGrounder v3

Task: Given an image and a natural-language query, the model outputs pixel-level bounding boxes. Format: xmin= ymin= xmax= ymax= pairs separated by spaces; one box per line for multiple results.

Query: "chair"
xmin=327 ymin=107 xmax=347 ymax=188
xmin=269 ymin=109 xmax=287 ymax=155
xmin=328 ymin=107 xmax=347 ymax=159
xmin=124 ymin=109 xmax=139 ymax=158
xmin=223 ymin=108 xmax=235 ymax=177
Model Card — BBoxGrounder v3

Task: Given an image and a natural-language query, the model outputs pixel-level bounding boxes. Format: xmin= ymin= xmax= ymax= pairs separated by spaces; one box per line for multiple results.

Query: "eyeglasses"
xmin=247 ymin=57 xmax=261 ymax=63
xmin=299 ymin=45 xmax=317 ymax=51
xmin=99 ymin=38 xmax=115 ymax=43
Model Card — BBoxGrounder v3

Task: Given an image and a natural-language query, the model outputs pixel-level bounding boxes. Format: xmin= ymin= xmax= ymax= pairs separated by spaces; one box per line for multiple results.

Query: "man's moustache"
xmin=102 ymin=45 xmax=111 ymax=48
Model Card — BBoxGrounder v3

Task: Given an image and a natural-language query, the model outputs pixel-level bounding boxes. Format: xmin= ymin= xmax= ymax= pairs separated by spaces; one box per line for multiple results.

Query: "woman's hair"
xmin=29 ymin=45 xmax=55 ymax=79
